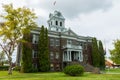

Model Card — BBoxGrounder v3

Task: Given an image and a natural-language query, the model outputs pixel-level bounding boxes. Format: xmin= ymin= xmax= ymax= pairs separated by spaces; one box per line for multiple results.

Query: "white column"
xmin=63 ymin=52 xmax=64 ymax=61
xmin=74 ymin=52 xmax=76 ymax=60
xmin=81 ymin=51 xmax=83 ymax=62
xmin=70 ymin=51 xmax=71 ymax=61
xmin=68 ymin=51 xmax=70 ymax=61
xmin=79 ymin=51 xmax=81 ymax=61
xmin=67 ymin=51 xmax=69 ymax=61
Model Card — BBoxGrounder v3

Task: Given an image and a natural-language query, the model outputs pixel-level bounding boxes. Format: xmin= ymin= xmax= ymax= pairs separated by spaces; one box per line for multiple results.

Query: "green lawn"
xmin=0 ymin=69 xmax=120 ymax=80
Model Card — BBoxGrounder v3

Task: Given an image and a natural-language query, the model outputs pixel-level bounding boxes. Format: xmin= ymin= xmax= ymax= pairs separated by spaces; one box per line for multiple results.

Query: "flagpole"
xmin=53 ymin=1 xmax=56 ymax=11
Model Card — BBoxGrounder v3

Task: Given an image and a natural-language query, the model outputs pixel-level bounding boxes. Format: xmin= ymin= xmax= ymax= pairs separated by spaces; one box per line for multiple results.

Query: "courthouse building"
xmin=16 ymin=11 xmax=93 ymax=71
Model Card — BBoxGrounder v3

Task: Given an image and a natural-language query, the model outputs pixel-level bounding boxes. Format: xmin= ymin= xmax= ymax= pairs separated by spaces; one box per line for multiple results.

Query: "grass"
xmin=0 ymin=69 xmax=120 ymax=80
xmin=105 ymin=68 xmax=120 ymax=73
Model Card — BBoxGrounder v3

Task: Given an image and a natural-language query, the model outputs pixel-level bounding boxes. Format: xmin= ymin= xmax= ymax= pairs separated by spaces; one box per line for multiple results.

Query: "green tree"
xmin=98 ymin=40 xmax=105 ymax=70
xmin=38 ymin=26 xmax=49 ymax=72
xmin=44 ymin=28 xmax=50 ymax=71
xmin=0 ymin=4 xmax=37 ymax=75
xmin=92 ymin=38 xmax=100 ymax=67
xmin=0 ymin=51 xmax=5 ymax=66
xmin=110 ymin=39 xmax=120 ymax=64
xmin=21 ymin=34 xmax=33 ymax=73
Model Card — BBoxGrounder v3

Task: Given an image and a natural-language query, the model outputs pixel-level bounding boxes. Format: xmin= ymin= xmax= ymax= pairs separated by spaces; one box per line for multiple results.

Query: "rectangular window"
xmin=50 ymin=39 xmax=54 ymax=46
xmin=32 ymin=50 xmax=38 ymax=58
xmin=55 ymin=52 xmax=59 ymax=59
xmin=50 ymin=52 xmax=54 ymax=60
xmin=56 ymin=39 xmax=60 ymax=46
xmin=79 ymin=42 xmax=83 ymax=46
xmin=33 ymin=63 xmax=37 ymax=69
xmin=67 ymin=40 xmax=72 ymax=44
xmin=50 ymin=63 xmax=54 ymax=71
xmin=84 ymin=43 xmax=87 ymax=50
xmin=32 ymin=34 xmax=39 ymax=44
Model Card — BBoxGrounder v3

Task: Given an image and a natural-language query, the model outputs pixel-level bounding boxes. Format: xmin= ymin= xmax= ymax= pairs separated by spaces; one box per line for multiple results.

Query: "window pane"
xmin=56 ymin=52 xmax=59 ymax=59
xmin=32 ymin=50 xmax=38 ymax=58
xmin=32 ymin=34 xmax=39 ymax=44
xmin=56 ymin=39 xmax=60 ymax=46
xmin=50 ymin=52 xmax=54 ymax=60
xmin=67 ymin=40 xmax=72 ymax=44
xmin=60 ymin=22 xmax=62 ymax=26
xmin=50 ymin=39 xmax=54 ymax=46
xmin=56 ymin=21 xmax=58 ymax=25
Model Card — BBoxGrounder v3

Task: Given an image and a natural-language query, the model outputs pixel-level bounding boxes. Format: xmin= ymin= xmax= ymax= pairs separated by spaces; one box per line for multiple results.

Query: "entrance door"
xmin=71 ymin=51 xmax=74 ymax=61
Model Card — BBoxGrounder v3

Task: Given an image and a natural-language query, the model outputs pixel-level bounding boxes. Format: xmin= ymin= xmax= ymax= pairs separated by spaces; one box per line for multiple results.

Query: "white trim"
xmin=48 ymin=34 xmax=60 ymax=38
xmin=67 ymin=49 xmax=82 ymax=51
xmin=61 ymin=35 xmax=86 ymax=42
xmin=31 ymin=30 xmax=88 ymax=42
xmin=31 ymin=31 xmax=40 ymax=34
xmin=61 ymin=35 xmax=76 ymax=39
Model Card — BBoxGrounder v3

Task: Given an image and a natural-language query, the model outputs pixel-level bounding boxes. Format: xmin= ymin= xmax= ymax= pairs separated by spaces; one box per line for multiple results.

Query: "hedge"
xmin=0 ymin=66 xmax=9 ymax=71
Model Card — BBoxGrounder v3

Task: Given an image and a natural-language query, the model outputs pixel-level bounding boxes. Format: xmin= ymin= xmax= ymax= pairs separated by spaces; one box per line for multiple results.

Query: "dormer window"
xmin=56 ymin=21 xmax=58 ymax=25
xmin=60 ymin=22 xmax=62 ymax=26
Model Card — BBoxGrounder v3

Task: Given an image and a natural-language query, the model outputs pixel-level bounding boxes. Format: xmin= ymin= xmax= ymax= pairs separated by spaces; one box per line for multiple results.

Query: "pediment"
xmin=63 ymin=29 xmax=78 ymax=37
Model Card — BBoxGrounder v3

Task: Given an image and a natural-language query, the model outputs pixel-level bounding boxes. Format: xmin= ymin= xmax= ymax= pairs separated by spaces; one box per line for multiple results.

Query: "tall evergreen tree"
xmin=21 ymin=34 xmax=33 ymax=73
xmin=44 ymin=28 xmax=50 ymax=70
xmin=38 ymin=26 xmax=49 ymax=72
xmin=92 ymin=38 xmax=100 ymax=67
xmin=98 ymin=40 xmax=105 ymax=70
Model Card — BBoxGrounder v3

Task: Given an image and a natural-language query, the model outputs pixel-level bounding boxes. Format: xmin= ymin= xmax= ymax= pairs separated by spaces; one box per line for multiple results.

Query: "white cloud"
xmin=64 ymin=0 xmax=120 ymax=57
xmin=0 ymin=0 xmax=120 ymax=58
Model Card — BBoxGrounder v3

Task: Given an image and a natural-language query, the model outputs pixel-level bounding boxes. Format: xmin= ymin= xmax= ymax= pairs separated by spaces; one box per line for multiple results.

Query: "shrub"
xmin=63 ymin=64 xmax=84 ymax=76
xmin=0 ymin=66 xmax=9 ymax=71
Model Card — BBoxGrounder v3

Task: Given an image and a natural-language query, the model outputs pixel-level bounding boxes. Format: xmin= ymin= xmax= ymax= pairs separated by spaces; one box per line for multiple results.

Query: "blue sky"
xmin=0 ymin=0 xmax=120 ymax=61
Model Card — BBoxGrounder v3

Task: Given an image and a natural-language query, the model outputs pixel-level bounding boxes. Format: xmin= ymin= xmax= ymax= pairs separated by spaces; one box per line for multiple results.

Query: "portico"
xmin=63 ymin=50 xmax=83 ymax=62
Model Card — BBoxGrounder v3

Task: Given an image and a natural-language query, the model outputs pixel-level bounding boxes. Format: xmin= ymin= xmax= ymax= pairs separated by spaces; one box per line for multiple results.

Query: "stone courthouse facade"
xmin=16 ymin=11 xmax=93 ymax=71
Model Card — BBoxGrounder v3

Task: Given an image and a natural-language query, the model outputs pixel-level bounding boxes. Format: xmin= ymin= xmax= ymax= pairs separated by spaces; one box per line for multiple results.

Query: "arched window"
xmin=60 ymin=22 xmax=62 ymax=26
xmin=51 ymin=21 xmax=52 ymax=25
xmin=56 ymin=21 xmax=58 ymax=25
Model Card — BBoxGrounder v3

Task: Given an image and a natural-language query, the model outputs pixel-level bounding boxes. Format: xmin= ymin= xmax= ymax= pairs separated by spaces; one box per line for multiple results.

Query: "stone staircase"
xmin=71 ymin=61 xmax=100 ymax=73
xmin=79 ymin=62 xmax=94 ymax=72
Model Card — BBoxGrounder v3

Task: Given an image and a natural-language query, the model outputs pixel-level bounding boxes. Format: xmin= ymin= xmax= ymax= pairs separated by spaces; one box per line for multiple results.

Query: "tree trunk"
xmin=8 ymin=56 xmax=12 ymax=75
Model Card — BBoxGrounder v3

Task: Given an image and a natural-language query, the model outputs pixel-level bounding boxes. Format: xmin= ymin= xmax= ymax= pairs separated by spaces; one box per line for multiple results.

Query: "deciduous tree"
xmin=0 ymin=4 xmax=37 ymax=75
xmin=110 ymin=39 xmax=120 ymax=64
xmin=0 ymin=51 xmax=5 ymax=66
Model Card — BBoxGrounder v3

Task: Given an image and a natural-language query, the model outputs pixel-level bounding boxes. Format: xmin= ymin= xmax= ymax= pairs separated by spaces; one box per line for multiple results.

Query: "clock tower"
xmin=48 ymin=10 xmax=66 ymax=32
